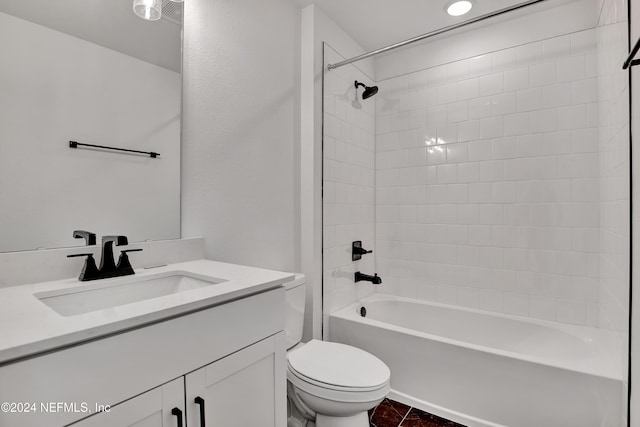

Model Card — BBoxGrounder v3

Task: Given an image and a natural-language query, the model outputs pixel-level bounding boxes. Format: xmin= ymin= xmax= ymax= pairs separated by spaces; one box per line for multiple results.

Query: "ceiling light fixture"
xmin=446 ymin=0 xmax=474 ymax=16
xmin=133 ymin=0 xmax=162 ymax=21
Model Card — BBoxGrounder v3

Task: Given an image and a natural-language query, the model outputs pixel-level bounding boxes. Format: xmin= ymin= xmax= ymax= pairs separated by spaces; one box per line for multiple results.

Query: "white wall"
xmin=181 ymin=0 xmax=300 ymax=273
xmin=0 ymin=11 xmax=181 ymax=253
xmin=301 ymin=4 xmax=375 ymax=339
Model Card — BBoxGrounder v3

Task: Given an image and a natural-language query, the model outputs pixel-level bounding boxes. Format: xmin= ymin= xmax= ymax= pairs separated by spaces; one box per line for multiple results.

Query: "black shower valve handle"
xmin=352 ymin=241 xmax=373 ymax=261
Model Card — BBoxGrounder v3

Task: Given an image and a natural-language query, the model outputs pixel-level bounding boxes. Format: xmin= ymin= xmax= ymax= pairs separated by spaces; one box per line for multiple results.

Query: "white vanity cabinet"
xmin=70 ymin=333 xmax=285 ymax=427
xmin=0 ymin=287 xmax=286 ymax=427
xmin=68 ymin=378 xmax=185 ymax=427
xmin=185 ymin=335 xmax=285 ymax=427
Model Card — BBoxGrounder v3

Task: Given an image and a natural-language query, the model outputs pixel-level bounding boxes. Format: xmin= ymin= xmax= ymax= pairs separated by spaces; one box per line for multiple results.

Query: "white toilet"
xmin=285 ymin=275 xmax=390 ymax=427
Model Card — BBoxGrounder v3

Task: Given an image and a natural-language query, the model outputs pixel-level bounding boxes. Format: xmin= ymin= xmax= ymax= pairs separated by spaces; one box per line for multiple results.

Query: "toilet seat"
xmin=288 ymin=367 xmax=390 ymax=406
xmin=287 ymin=340 xmax=390 ymax=395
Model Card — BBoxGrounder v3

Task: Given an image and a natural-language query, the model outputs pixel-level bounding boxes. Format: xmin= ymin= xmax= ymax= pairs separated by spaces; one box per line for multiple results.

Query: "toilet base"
xmin=288 ymin=394 xmax=369 ymax=427
xmin=316 ymin=412 xmax=369 ymax=427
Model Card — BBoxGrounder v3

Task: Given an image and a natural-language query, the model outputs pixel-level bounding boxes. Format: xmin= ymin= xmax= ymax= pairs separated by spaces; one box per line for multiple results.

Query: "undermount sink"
xmin=35 ymin=273 xmax=226 ymax=317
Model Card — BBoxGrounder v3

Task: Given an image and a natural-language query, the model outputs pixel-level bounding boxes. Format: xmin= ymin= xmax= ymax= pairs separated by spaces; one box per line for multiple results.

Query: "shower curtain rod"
xmin=326 ymin=0 xmax=547 ymax=71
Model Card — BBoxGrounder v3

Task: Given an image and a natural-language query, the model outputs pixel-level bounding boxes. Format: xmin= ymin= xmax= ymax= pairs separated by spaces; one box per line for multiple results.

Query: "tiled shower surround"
xmin=597 ymin=0 xmax=629 ymax=334
xmin=323 ymin=44 xmax=376 ymax=323
xmin=374 ymin=29 xmax=601 ymax=326
xmin=596 ymin=0 xmax=630 ymax=421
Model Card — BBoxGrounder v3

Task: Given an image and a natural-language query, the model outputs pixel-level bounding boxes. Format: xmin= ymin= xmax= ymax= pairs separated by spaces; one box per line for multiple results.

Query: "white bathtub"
xmin=329 ymin=294 xmax=624 ymax=427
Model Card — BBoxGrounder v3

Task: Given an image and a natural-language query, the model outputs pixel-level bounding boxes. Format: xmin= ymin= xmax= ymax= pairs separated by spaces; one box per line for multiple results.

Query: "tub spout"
xmin=355 ymin=271 xmax=382 ymax=284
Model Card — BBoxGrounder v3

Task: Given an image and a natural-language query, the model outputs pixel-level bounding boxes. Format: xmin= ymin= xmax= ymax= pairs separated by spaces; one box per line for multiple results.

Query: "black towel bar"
xmin=69 ymin=141 xmax=159 ymax=158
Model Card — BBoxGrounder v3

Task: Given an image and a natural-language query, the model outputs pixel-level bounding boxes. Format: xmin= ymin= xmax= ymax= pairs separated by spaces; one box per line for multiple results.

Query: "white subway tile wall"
xmin=597 ymin=0 xmax=629 ymax=423
xmin=323 ymin=45 xmax=377 ymax=324
xmin=374 ymin=30 xmax=602 ymax=326
xmin=597 ymin=0 xmax=629 ymax=334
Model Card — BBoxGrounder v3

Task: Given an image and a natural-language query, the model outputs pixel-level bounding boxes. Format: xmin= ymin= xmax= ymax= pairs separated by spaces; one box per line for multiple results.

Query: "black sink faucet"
xmin=99 ymin=235 xmax=129 ymax=274
xmin=67 ymin=234 xmax=142 ymax=281
xmin=355 ymin=271 xmax=382 ymax=285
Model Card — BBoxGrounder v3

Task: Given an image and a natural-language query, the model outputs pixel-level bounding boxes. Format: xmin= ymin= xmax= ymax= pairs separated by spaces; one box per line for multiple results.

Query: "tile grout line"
xmin=397 ymin=406 xmax=413 ymax=426
xmin=369 ymin=404 xmax=378 ymax=427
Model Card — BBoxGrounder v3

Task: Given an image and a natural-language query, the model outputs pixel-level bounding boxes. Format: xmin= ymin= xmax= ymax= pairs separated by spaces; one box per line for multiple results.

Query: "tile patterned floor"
xmin=369 ymin=399 xmax=466 ymax=427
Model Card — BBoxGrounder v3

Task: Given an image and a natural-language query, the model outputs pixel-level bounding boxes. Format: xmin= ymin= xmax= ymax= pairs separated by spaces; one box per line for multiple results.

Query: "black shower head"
xmin=363 ymin=85 xmax=379 ymax=99
xmin=355 ymin=80 xmax=379 ymax=100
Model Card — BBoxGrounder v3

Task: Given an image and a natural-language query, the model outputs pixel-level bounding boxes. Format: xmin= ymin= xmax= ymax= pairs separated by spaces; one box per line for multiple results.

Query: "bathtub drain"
xmin=360 ymin=306 xmax=367 ymax=317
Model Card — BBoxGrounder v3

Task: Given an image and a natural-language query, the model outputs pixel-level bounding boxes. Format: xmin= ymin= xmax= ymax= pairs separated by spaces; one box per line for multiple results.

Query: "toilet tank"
xmin=284 ymin=274 xmax=306 ymax=350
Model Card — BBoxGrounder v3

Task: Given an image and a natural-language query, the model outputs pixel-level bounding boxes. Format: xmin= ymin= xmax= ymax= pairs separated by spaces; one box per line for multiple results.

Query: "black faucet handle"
xmin=66 ymin=253 xmax=100 ymax=281
xmin=116 ymin=249 xmax=143 ymax=275
xmin=120 ymin=249 xmax=143 ymax=254
xmin=73 ymin=230 xmax=96 ymax=246
xmin=102 ymin=235 xmax=129 ymax=246
xmin=67 ymin=253 xmax=95 ymax=258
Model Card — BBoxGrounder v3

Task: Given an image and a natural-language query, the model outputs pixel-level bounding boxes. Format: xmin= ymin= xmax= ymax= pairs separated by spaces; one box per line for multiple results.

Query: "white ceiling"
xmin=2 ymin=0 xmax=588 ymax=73
xmin=0 ymin=0 xmax=181 ymax=72
xmin=296 ymin=0 xmax=576 ymax=52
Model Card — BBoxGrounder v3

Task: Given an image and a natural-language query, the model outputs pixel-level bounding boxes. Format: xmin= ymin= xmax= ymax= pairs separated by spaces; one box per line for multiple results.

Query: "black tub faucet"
xmin=355 ymin=271 xmax=382 ymax=285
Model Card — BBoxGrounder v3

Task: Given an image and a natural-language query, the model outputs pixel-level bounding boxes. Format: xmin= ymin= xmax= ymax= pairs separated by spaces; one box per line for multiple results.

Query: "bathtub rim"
xmin=330 ymin=293 xmax=623 ymax=382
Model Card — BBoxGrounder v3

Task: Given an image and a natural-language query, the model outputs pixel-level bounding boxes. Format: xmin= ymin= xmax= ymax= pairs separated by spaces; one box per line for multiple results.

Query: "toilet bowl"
xmin=284 ymin=276 xmax=390 ymax=427
xmin=286 ymin=340 xmax=389 ymax=427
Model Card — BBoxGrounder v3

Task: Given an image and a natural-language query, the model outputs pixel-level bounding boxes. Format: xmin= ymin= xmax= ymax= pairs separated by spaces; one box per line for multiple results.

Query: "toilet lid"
xmin=287 ymin=340 xmax=390 ymax=389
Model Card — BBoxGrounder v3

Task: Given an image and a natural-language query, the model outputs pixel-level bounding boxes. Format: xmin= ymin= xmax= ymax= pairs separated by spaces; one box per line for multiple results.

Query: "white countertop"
xmin=0 ymin=259 xmax=294 ymax=365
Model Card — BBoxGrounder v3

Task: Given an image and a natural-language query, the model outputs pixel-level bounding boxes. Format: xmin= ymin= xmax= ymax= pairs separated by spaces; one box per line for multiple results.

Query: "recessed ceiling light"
xmin=446 ymin=0 xmax=474 ymax=16
xmin=133 ymin=0 xmax=162 ymax=20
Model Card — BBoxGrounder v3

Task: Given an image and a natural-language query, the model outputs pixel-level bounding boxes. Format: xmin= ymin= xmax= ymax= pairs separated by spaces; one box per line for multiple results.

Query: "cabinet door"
xmin=185 ymin=332 xmax=286 ymax=427
xmin=68 ymin=378 xmax=185 ymax=427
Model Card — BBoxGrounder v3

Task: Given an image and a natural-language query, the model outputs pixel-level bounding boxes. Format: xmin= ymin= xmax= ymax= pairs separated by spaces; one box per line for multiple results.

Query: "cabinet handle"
xmin=171 ymin=407 xmax=183 ymax=427
xmin=194 ymin=396 xmax=206 ymax=427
